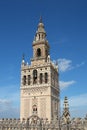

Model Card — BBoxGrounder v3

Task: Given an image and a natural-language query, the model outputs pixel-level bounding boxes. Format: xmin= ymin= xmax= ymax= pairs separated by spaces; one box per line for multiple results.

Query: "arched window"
xmin=33 ymin=70 xmax=37 ymax=84
xmin=28 ymin=75 xmax=31 ymax=85
xmin=23 ymin=75 xmax=26 ymax=85
xmin=45 ymin=73 xmax=48 ymax=83
xmin=32 ymin=105 xmax=37 ymax=114
xmin=40 ymin=73 xmax=43 ymax=84
xmin=37 ymin=48 xmax=41 ymax=57
xmin=39 ymin=34 xmax=40 ymax=40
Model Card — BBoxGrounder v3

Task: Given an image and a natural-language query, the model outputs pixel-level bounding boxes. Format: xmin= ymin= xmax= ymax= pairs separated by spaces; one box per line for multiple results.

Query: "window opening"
xmin=45 ymin=73 xmax=48 ymax=83
xmin=33 ymin=70 xmax=37 ymax=84
xmin=23 ymin=75 xmax=26 ymax=85
xmin=40 ymin=73 xmax=43 ymax=84
xmin=28 ymin=75 xmax=31 ymax=85
xmin=37 ymin=48 xmax=41 ymax=57
xmin=32 ymin=105 xmax=37 ymax=114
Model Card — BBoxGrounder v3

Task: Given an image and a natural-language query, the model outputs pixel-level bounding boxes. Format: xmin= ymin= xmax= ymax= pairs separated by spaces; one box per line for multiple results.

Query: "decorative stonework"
xmin=22 ymin=87 xmax=48 ymax=96
xmin=40 ymin=98 xmax=46 ymax=118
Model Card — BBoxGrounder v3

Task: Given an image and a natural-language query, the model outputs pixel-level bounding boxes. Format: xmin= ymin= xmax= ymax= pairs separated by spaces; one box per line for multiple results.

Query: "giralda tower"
xmin=20 ymin=18 xmax=60 ymax=122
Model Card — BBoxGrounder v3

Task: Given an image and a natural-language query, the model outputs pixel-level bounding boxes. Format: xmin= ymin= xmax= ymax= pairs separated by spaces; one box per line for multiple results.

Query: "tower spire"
xmin=32 ymin=17 xmax=50 ymax=64
xmin=62 ymin=96 xmax=70 ymax=123
xmin=33 ymin=17 xmax=46 ymax=42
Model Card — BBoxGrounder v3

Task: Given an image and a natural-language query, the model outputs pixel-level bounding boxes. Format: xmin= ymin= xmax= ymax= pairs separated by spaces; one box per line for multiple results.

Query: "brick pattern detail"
xmin=24 ymin=99 xmax=30 ymax=118
xmin=40 ymin=98 xmax=46 ymax=118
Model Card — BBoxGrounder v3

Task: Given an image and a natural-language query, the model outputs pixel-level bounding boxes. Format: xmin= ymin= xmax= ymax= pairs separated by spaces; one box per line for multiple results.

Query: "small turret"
xmin=32 ymin=17 xmax=50 ymax=65
xmin=64 ymin=96 xmax=69 ymax=109
xmin=62 ymin=96 xmax=70 ymax=123
xmin=21 ymin=54 xmax=25 ymax=66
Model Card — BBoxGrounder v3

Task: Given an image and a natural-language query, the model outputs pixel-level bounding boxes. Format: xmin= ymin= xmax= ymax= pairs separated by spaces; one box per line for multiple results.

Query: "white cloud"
xmin=0 ymin=99 xmax=11 ymax=104
xmin=69 ymin=93 xmax=87 ymax=107
xmin=57 ymin=58 xmax=85 ymax=72
xmin=0 ymin=97 xmax=19 ymax=118
xmin=0 ymin=85 xmax=20 ymax=118
xmin=0 ymin=99 xmax=12 ymax=112
xmin=76 ymin=61 xmax=85 ymax=68
xmin=59 ymin=80 xmax=76 ymax=90
xmin=58 ymin=58 xmax=73 ymax=72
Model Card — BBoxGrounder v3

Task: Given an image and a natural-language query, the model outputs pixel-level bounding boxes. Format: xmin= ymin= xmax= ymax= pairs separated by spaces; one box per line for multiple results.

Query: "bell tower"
xmin=20 ymin=18 xmax=60 ymax=122
xmin=31 ymin=17 xmax=49 ymax=66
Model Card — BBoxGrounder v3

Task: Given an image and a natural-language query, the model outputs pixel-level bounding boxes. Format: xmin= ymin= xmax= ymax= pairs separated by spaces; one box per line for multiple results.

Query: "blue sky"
xmin=0 ymin=0 xmax=87 ymax=118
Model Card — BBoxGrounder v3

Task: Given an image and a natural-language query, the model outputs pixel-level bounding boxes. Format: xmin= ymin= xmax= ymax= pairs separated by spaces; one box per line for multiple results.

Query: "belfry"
xmin=20 ymin=17 xmax=60 ymax=122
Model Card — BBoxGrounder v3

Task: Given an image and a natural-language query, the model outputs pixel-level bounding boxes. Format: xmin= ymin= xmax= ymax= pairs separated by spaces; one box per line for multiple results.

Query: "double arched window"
xmin=39 ymin=72 xmax=48 ymax=84
xmin=23 ymin=75 xmax=31 ymax=86
xmin=32 ymin=105 xmax=37 ymax=113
